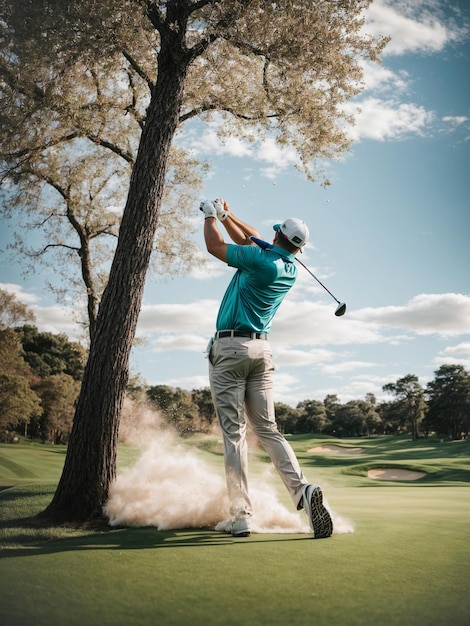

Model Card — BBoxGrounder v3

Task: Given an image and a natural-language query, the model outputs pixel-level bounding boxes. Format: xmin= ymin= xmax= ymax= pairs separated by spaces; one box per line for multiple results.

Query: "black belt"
xmin=215 ymin=330 xmax=268 ymax=340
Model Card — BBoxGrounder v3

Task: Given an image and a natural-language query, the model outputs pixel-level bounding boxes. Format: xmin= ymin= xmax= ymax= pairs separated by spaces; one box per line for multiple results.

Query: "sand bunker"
xmin=368 ymin=468 xmax=426 ymax=481
xmin=309 ymin=445 xmax=364 ymax=455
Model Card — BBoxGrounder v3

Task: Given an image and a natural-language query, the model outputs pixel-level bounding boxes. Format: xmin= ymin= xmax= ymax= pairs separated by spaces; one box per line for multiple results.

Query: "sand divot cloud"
xmin=105 ymin=401 xmax=353 ymax=534
xmin=104 ymin=433 xmax=310 ymax=533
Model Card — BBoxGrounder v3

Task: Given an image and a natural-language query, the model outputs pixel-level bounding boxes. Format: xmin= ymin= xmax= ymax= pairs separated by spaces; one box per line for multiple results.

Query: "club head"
xmin=335 ymin=302 xmax=347 ymax=317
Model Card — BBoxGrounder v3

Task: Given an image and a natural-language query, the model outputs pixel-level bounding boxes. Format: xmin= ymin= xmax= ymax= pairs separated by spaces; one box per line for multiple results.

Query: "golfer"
xmin=200 ymin=198 xmax=333 ymax=539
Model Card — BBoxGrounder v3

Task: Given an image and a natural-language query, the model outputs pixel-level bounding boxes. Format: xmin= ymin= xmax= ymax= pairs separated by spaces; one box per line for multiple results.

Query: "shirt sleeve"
xmin=226 ymin=244 xmax=263 ymax=271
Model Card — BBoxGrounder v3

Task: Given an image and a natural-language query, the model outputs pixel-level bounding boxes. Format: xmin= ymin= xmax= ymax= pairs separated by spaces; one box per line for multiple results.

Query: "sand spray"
xmin=104 ymin=398 xmax=354 ymax=534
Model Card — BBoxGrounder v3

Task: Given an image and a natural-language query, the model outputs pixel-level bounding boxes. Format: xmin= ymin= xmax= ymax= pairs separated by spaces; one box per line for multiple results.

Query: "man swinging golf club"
xmin=200 ymin=197 xmax=333 ymax=539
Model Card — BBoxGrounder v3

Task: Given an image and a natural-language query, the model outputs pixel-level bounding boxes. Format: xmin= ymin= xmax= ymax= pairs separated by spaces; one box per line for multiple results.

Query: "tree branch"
xmin=144 ymin=0 xmax=166 ymax=30
xmin=25 ymin=243 xmax=81 ymax=258
xmin=179 ymin=103 xmax=277 ymax=124
xmin=3 ymin=133 xmax=79 ymax=163
xmin=121 ymin=50 xmax=155 ymax=92
xmin=86 ymin=135 xmax=135 ymax=163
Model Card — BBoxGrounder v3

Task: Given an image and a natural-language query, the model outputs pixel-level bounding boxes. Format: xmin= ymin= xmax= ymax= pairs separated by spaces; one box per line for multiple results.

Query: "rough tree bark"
xmin=41 ymin=16 xmax=191 ymax=523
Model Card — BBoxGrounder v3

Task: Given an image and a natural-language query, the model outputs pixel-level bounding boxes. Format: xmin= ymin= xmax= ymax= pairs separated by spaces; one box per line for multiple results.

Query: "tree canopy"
xmin=0 ymin=322 xmax=85 ymax=441
xmin=383 ymin=374 xmax=425 ymax=441
xmin=425 ymin=365 xmax=470 ymax=440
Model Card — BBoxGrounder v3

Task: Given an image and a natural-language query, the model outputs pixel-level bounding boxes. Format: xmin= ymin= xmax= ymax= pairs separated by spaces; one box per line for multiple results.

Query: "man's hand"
xmin=199 ymin=200 xmax=217 ymax=219
xmin=214 ymin=198 xmax=228 ymax=222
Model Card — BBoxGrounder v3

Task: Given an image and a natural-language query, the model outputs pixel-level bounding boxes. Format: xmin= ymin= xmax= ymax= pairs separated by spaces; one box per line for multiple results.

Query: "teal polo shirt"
xmin=216 ymin=244 xmax=298 ymax=334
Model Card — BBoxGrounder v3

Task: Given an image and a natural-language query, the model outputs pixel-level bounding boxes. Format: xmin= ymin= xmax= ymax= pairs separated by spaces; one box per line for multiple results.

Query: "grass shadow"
xmin=1 ymin=524 xmax=314 ymax=559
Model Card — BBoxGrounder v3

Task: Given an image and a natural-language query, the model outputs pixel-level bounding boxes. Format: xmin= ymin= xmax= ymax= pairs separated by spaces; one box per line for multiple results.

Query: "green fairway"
xmin=1 ymin=435 xmax=469 ymax=626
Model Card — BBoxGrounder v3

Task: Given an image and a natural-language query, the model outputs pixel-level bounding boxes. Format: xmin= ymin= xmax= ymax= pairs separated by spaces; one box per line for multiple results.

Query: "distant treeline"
xmin=1 ymin=325 xmax=469 ymax=444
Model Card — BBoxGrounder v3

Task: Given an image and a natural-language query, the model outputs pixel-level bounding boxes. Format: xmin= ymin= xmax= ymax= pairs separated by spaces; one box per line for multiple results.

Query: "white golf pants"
xmin=208 ymin=335 xmax=308 ymax=519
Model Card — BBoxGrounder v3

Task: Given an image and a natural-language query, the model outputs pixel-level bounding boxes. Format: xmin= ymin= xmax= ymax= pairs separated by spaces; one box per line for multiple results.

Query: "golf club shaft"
xmin=294 ymin=257 xmax=341 ymax=305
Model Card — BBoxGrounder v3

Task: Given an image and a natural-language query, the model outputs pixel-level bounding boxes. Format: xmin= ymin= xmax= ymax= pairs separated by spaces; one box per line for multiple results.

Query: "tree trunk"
xmin=40 ymin=40 xmax=190 ymax=523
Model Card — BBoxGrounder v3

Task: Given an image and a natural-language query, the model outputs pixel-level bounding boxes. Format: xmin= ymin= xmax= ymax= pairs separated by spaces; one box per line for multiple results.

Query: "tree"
xmin=274 ymin=402 xmax=300 ymax=434
xmin=0 ymin=3 xmax=208 ymax=339
xmin=383 ymin=374 xmax=425 ymax=440
xmin=377 ymin=400 xmax=408 ymax=436
xmin=0 ymin=326 xmax=42 ymax=437
xmin=147 ymin=384 xmax=199 ymax=435
xmin=0 ymin=288 xmax=36 ymax=329
xmin=296 ymin=399 xmax=328 ymax=434
xmin=329 ymin=400 xmax=367 ymax=437
xmin=15 ymin=325 xmax=86 ymax=381
xmin=0 ymin=373 xmax=42 ymax=438
xmin=323 ymin=394 xmax=340 ymax=434
xmin=191 ymin=387 xmax=217 ymax=431
xmin=0 ymin=324 xmax=84 ymax=440
xmin=425 ymin=365 xmax=470 ymax=440
xmin=362 ymin=394 xmax=382 ymax=436
xmin=1 ymin=0 xmax=386 ymax=523
xmin=32 ymin=374 xmax=80 ymax=443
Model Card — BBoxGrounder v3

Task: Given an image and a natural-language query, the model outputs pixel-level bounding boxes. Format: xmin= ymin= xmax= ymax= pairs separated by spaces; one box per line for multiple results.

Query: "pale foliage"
xmin=0 ymin=288 xmax=35 ymax=330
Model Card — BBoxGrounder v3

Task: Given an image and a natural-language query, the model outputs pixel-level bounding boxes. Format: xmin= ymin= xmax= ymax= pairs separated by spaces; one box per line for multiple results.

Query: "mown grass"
xmin=1 ymin=435 xmax=469 ymax=626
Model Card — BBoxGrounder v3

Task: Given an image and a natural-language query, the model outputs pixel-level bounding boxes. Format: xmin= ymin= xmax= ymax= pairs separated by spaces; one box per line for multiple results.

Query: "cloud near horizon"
xmin=3 ymin=282 xmax=469 ymax=404
xmin=135 ymin=293 xmax=470 ymax=375
xmin=353 ymin=293 xmax=470 ymax=337
xmin=4 ymin=283 xmax=468 ymax=349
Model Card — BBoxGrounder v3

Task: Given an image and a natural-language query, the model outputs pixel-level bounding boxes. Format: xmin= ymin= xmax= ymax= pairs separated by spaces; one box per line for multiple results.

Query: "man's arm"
xmin=202 ymin=199 xmax=262 ymax=261
xmin=218 ymin=199 xmax=261 ymax=244
xmin=204 ymin=217 xmax=229 ymax=262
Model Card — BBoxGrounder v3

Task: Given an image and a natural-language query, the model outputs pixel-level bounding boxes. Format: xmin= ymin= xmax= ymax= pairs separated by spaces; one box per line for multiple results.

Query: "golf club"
xmin=250 ymin=236 xmax=347 ymax=317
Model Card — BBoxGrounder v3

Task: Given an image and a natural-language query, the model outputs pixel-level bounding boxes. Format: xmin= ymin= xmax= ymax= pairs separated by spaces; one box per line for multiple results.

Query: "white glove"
xmin=199 ymin=200 xmax=217 ymax=219
xmin=214 ymin=199 xmax=228 ymax=222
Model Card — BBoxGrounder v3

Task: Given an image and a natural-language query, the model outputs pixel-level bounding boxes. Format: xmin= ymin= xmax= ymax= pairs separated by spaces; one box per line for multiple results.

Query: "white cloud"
xmin=432 ymin=341 xmax=470 ymax=370
xmin=138 ymin=299 xmax=219 ymax=336
xmin=136 ymin=293 xmax=470 ymax=359
xmin=360 ymin=61 xmax=410 ymax=93
xmin=441 ymin=115 xmax=470 ymax=136
xmin=442 ymin=116 xmax=468 ymax=126
xmin=255 ymin=137 xmax=300 ymax=177
xmin=441 ymin=342 xmax=470 ymax=356
xmin=354 ymin=373 xmax=406 ymax=388
xmin=187 ymin=124 xmax=252 ymax=158
xmin=274 ymin=347 xmax=337 ymax=368
xmin=0 ymin=282 xmax=40 ymax=305
xmin=1 ymin=282 xmax=85 ymax=340
xmin=321 ymin=361 xmax=377 ymax=375
xmin=345 ymin=98 xmax=435 ymax=141
xmin=150 ymin=333 xmax=207 ymax=354
xmin=8 ymin=275 xmax=469 ymax=365
xmin=31 ymin=304 xmax=83 ymax=340
xmin=354 ymin=293 xmax=470 ymax=337
xmin=161 ymin=374 xmax=211 ymax=390
xmin=365 ymin=0 xmax=465 ymax=56
xmin=272 ymin=371 xmax=304 ymax=405
xmin=271 ymin=299 xmax=385 ymax=346
xmin=432 ymin=355 xmax=470 ymax=370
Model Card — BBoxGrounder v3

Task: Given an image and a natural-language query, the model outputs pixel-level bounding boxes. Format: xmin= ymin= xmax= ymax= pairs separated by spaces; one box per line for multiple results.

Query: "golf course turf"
xmin=1 ymin=434 xmax=469 ymax=626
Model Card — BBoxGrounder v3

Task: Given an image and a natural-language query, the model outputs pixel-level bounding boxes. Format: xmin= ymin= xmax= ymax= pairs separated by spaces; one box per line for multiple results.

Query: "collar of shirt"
xmin=268 ymin=244 xmax=295 ymax=262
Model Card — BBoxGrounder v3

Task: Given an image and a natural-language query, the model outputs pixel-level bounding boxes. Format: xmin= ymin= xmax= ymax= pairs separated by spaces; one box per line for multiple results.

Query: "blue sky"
xmin=1 ymin=0 xmax=469 ymax=407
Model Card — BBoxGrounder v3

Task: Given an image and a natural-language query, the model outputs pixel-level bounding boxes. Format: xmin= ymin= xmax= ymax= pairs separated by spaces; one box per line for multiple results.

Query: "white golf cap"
xmin=273 ymin=218 xmax=309 ymax=250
